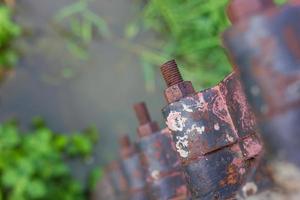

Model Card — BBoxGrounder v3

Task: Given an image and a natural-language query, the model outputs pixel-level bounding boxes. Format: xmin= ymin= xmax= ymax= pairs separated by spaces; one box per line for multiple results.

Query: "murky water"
xmin=0 ymin=0 xmax=167 ymax=183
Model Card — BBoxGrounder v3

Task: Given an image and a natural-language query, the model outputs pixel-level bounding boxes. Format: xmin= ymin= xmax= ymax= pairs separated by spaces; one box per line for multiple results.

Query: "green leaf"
xmin=88 ymin=167 xmax=103 ymax=190
xmin=55 ymin=1 xmax=87 ymax=21
xmin=26 ymin=180 xmax=46 ymax=198
xmin=125 ymin=22 xmax=140 ymax=39
xmin=67 ymin=134 xmax=93 ymax=156
xmin=2 ymin=169 xmax=19 ymax=187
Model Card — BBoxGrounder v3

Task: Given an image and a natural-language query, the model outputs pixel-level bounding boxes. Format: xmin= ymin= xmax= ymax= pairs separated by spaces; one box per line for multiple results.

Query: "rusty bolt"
xmin=161 ymin=60 xmax=184 ymax=87
xmin=133 ymin=102 xmax=160 ymax=137
xmin=134 ymin=102 xmax=151 ymax=125
xmin=227 ymin=0 xmax=275 ymax=24
xmin=161 ymin=60 xmax=195 ymax=103
xmin=119 ymin=134 xmax=135 ymax=159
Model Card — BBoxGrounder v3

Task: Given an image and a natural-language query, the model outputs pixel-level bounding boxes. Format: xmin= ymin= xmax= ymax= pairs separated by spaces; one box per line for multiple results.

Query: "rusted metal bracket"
xmin=160 ymin=60 xmax=264 ymax=199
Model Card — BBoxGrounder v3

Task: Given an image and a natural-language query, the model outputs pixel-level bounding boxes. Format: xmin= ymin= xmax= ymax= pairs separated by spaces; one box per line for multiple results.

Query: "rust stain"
xmin=221 ymin=165 xmax=239 ymax=186
xmin=284 ymin=25 xmax=300 ymax=59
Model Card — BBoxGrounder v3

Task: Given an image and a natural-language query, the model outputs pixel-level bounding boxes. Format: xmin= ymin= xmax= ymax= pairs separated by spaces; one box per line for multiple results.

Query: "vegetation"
xmin=130 ymin=0 xmax=288 ymax=90
xmin=55 ymin=0 xmax=231 ymax=90
xmin=0 ymin=118 xmax=101 ymax=200
xmin=128 ymin=0 xmax=231 ymax=89
xmin=55 ymin=0 xmax=110 ymax=60
xmin=0 ymin=4 xmax=20 ymax=73
xmin=274 ymin=0 xmax=287 ymax=4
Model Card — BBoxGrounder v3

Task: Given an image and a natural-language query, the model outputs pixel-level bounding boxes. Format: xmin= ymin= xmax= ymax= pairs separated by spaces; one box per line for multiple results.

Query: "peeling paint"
xmin=186 ymin=124 xmax=205 ymax=136
xmin=175 ymin=135 xmax=189 ymax=158
xmin=197 ymin=94 xmax=208 ymax=111
xmin=166 ymin=111 xmax=187 ymax=132
xmin=242 ymin=182 xmax=258 ymax=197
xmin=214 ymin=123 xmax=220 ymax=131
xmin=182 ymin=103 xmax=193 ymax=112
xmin=226 ymin=134 xmax=235 ymax=143
xmin=151 ymin=170 xmax=160 ymax=180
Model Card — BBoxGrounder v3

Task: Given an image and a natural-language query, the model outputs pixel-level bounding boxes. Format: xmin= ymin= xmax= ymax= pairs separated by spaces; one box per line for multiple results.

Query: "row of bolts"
xmin=93 ymin=0 xmax=300 ymax=199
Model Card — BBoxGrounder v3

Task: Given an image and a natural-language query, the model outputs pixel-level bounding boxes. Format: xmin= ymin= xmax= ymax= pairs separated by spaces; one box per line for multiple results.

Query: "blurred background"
xmin=0 ymin=0 xmax=287 ymax=199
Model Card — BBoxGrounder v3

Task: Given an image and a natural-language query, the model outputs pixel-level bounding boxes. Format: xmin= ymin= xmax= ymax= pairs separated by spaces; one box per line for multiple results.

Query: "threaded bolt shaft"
xmin=161 ymin=60 xmax=184 ymax=87
xmin=133 ymin=102 xmax=151 ymax=125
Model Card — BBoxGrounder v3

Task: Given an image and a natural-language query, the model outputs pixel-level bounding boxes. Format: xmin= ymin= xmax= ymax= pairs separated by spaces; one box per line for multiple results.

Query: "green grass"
xmin=55 ymin=0 xmax=110 ymax=60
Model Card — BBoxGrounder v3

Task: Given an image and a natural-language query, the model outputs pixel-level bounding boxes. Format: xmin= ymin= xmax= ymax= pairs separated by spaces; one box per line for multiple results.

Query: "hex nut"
xmin=137 ymin=122 xmax=160 ymax=137
xmin=164 ymin=81 xmax=195 ymax=103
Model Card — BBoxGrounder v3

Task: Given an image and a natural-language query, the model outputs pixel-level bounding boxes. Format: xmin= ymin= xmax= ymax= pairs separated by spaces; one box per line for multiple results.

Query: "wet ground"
xmin=0 ymin=0 xmax=167 ymax=183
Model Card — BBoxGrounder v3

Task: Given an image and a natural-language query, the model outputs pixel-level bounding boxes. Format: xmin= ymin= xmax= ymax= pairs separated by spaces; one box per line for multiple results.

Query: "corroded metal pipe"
xmin=223 ymin=0 xmax=300 ymax=166
xmin=133 ymin=102 xmax=188 ymax=200
xmin=160 ymin=60 xmax=263 ymax=199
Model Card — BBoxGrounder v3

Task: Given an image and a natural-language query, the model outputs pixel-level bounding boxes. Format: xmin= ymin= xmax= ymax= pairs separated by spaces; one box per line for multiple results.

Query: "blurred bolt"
xmin=133 ymin=102 xmax=151 ymax=125
xmin=133 ymin=102 xmax=159 ymax=137
xmin=227 ymin=0 xmax=275 ymax=24
xmin=119 ymin=134 xmax=135 ymax=158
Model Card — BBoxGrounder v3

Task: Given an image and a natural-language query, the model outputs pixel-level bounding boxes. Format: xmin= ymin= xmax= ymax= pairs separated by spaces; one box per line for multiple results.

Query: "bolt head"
xmin=137 ymin=122 xmax=159 ymax=137
xmin=164 ymin=81 xmax=195 ymax=103
xmin=227 ymin=0 xmax=274 ymax=24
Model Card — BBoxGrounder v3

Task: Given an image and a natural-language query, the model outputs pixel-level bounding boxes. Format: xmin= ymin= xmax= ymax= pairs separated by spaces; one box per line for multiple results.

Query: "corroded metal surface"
xmin=139 ymin=133 xmax=188 ymax=200
xmin=133 ymin=102 xmax=188 ymax=200
xmin=160 ymin=60 xmax=263 ymax=199
xmin=119 ymin=135 xmax=149 ymax=200
xmin=162 ymin=73 xmax=261 ymax=161
xmin=223 ymin=0 xmax=300 ymax=166
xmin=107 ymin=161 xmax=128 ymax=199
